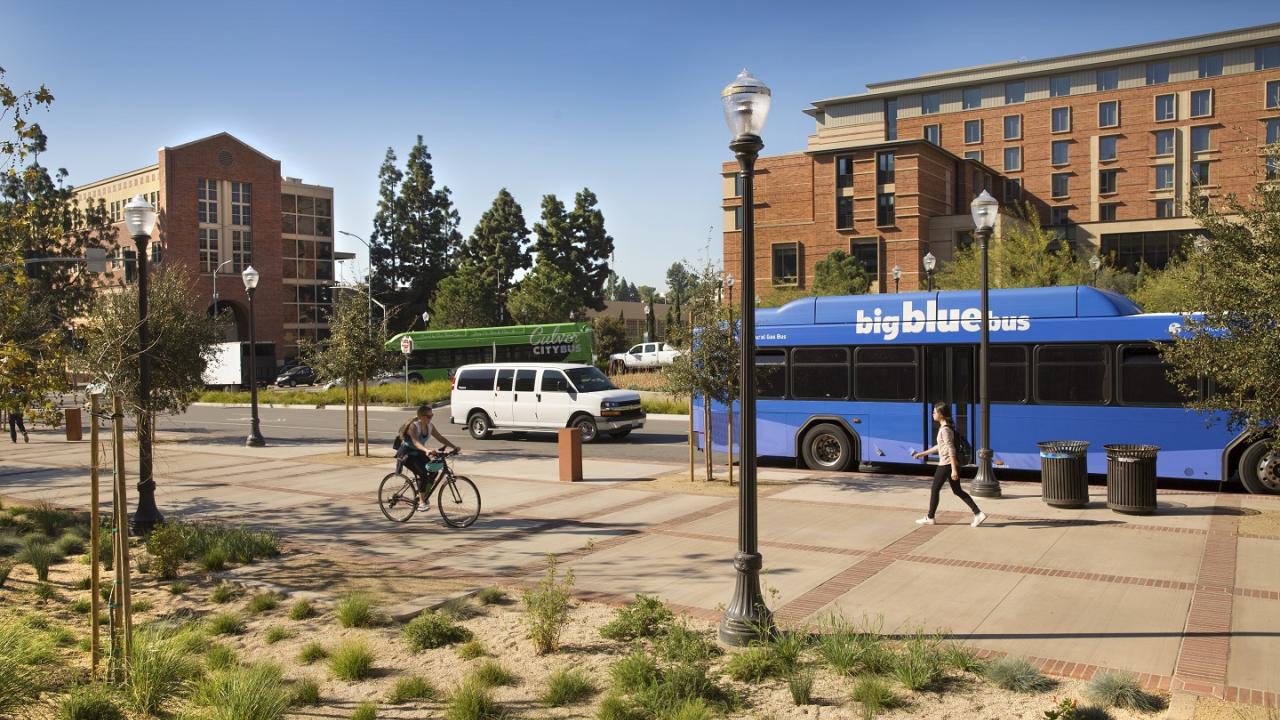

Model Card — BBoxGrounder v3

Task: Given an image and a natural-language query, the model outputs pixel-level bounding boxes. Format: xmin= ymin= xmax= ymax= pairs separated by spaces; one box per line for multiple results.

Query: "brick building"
xmin=74 ymin=133 xmax=335 ymax=361
xmin=724 ymin=23 xmax=1280 ymax=296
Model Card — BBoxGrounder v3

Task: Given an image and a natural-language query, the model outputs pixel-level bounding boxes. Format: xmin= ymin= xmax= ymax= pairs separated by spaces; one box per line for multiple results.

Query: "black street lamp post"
xmin=969 ymin=190 xmax=1001 ymax=498
xmin=242 ymin=266 xmax=266 ymax=447
xmin=719 ymin=69 xmax=773 ymax=647
xmin=1089 ymin=255 xmax=1101 ymax=286
xmin=892 ymin=264 xmax=901 ymax=294
xmin=123 ymin=195 xmax=163 ymax=535
xmin=923 ymin=252 xmax=936 ymax=292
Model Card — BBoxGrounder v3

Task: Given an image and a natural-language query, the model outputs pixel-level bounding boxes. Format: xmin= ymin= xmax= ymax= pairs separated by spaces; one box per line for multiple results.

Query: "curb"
xmin=191 ymin=401 xmax=446 ymax=413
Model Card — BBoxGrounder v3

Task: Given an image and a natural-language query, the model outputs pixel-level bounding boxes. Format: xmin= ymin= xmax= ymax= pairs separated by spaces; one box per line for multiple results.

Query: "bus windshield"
xmin=565 ymin=367 xmax=615 ymax=393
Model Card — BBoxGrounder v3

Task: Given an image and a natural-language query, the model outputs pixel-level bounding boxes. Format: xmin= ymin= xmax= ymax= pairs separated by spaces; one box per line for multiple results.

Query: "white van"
xmin=449 ymin=363 xmax=645 ymax=443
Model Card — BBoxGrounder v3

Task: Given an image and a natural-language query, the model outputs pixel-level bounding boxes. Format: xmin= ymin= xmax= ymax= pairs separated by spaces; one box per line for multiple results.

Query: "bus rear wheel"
xmin=1239 ymin=440 xmax=1280 ymax=495
xmin=801 ymin=423 xmax=853 ymax=472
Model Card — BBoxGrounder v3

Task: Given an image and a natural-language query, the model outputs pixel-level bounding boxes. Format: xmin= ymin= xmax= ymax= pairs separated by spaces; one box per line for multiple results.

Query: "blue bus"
xmin=696 ymin=285 xmax=1277 ymax=495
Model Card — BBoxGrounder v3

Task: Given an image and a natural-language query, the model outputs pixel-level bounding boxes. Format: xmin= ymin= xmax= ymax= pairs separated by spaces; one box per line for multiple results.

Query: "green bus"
xmin=384 ymin=323 xmax=595 ymax=382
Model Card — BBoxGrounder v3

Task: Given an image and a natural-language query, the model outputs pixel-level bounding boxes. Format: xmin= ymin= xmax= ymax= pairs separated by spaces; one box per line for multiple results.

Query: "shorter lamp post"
xmin=892 ymin=265 xmax=901 ymax=294
xmin=725 ymin=273 xmax=735 ymax=487
xmin=923 ymin=252 xmax=936 ymax=292
xmin=123 ymin=195 xmax=163 ymax=535
xmin=969 ymin=190 xmax=1001 ymax=499
xmin=211 ymin=258 xmax=233 ymax=322
xmin=1194 ymin=235 xmax=1208 ymax=279
xmin=242 ymin=266 xmax=266 ymax=448
xmin=1089 ymin=255 xmax=1102 ymax=286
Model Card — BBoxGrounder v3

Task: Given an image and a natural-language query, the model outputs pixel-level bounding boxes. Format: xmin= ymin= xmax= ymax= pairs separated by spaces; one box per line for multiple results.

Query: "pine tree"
xmin=567 ymin=188 xmax=615 ymax=311
xmin=532 ymin=194 xmax=573 ymax=274
xmin=398 ymin=135 xmax=462 ymax=322
xmin=432 ymin=263 xmax=501 ymax=329
xmin=459 ymin=188 xmax=530 ymax=323
xmin=506 ymin=264 xmax=579 ymax=324
xmin=665 ymin=262 xmax=693 ymax=307
xmin=368 ymin=147 xmax=403 ymax=297
xmin=812 ymin=250 xmax=872 ymax=296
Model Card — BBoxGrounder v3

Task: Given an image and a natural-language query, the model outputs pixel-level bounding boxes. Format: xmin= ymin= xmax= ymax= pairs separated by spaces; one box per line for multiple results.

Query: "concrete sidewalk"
xmin=1 ymin=431 xmax=1277 ymax=708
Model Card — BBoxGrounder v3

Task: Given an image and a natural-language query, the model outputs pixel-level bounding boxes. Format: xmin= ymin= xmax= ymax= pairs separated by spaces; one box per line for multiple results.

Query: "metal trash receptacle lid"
xmin=1038 ymin=440 xmax=1090 ymax=458
xmin=1103 ymin=444 xmax=1159 ymax=460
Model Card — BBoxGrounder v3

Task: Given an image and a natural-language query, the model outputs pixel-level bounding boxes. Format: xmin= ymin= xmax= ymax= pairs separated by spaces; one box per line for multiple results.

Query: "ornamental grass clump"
xmin=288 ymin=598 xmax=315 ymax=620
xmin=351 ymin=701 xmax=377 ymax=720
xmin=610 ymin=651 xmax=659 ymax=693
xmin=209 ymin=582 xmax=239 ymax=604
xmin=654 ymin=624 xmax=721 ymax=665
xmin=985 ymin=656 xmax=1057 ymax=693
xmin=264 ymin=626 xmax=293 ymax=644
xmin=788 ymin=670 xmax=814 ymax=706
xmin=599 ymin=594 xmax=675 ymax=641
xmin=402 ymin=609 xmax=472 ymax=652
xmin=940 ymin=641 xmax=985 ymax=673
xmin=445 ymin=680 xmax=500 ymax=720
xmin=522 ymin=555 xmax=574 ymax=655
xmin=542 ymin=667 xmax=596 ymax=706
xmin=54 ymin=683 xmax=126 ymax=720
xmin=205 ymin=644 xmax=237 ymax=670
xmin=456 ymin=639 xmax=487 ymax=660
xmin=191 ymin=661 xmax=291 ymax=720
xmin=474 ymin=587 xmax=507 ymax=605
xmin=890 ymin=630 xmax=946 ymax=691
xmin=18 ymin=537 xmax=58 ymax=581
xmin=207 ymin=612 xmax=245 ymax=636
xmin=1086 ymin=671 xmax=1165 ymax=712
xmin=329 ymin=639 xmax=375 ymax=681
xmin=469 ymin=660 xmax=517 ymax=688
xmin=724 ymin=647 xmax=779 ymax=682
xmin=125 ymin=626 xmax=200 ymax=715
xmin=298 ymin=642 xmax=328 ymax=664
xmin=247 ymin=592 xmax=279 ymax=614
xmin=290 ymin=678 xmax=320 ymax=706
xmin=336 ymin=591 xmax=381 ymax=628
xmin=53 ymin=531 xmax=86 ymax=557
xmin=850 ymin=674 xmax=901 ymax=720
xmin=387 ymin=676 xmax=436 ymax=704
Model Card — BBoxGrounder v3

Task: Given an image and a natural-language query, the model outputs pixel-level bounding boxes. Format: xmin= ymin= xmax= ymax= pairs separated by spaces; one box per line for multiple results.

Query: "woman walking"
xmin=912 ymin=403 xmax=986 ymax=527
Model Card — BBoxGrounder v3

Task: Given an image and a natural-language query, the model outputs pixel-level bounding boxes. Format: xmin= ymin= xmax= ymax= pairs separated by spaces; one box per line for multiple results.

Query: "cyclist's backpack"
xmin=392 ymin=435 xmax=403 ymax=451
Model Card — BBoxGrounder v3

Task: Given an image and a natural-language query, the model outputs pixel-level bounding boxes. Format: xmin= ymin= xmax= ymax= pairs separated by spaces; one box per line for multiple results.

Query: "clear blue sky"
xmin=6 ymin=1 xmax=1277 ymax=290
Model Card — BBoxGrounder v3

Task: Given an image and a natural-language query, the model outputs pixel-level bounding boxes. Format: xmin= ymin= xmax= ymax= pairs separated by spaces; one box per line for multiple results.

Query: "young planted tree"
xmin=811 ymin=250 xmax=872 ymax=296
xmin=458 ymin=188 xmax=531 ymax=323
xmin=301 ymin=289 xmax=388 ymax=456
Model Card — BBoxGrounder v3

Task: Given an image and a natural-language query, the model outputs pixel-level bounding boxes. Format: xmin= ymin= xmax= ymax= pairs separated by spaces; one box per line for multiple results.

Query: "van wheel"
xmin=800 ymin=423 xmax=853 ymax=472
xmin=1239 ymin=440 xmax=1280 ymax=495
xmin=572 ymin=417 xmax=599 ymax=443
xmin=468 ymin=412 xmax=493 ymax=440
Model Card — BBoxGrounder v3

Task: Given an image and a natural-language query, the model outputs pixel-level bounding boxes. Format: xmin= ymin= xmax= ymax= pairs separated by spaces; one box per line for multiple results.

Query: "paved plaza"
xmin=2 ymin=431 xmax=1277 ymax=708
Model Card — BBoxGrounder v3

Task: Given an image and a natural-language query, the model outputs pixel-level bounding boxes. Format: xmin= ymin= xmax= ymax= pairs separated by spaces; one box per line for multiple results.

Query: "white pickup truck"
xmin=609 ymin=342 xmax=682 ymax=371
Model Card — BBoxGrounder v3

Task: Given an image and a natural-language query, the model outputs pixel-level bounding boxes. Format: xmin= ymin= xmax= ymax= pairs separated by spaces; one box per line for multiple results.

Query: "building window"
xmin=885 ymin=97 xmax=898 ymax=140
xmin=1268 ymin=118 xmax=1280 ymax=145
xmin=1050 ymin=206 xmax=1070 ymax=226
xmin=923 ymin=124 xmax=940 ymax=145
xmin=1051 ymin=173 xmax=1069 ymax=198
xmin=1102 ymin=230 xmax=1189 ymax=271
xmin=1155 ymin=199 xmax=1176 ymax=218
xmin=1199 ymin=53 xmax=1224 ymax=78
xmin=921 ymin=92 xmax=940 ymax=115
xmin=1051 ymin=106 xmax=1071 ymax=133
xmin=1268 ymin=80 xmax=1280 ymax=110
xmin=733 ymin=172 xmax=744 ymax=197
xmin=230 ymin=181 xmax=252 ymax=227
xmin=964 ymin=150 xmax=983 ymax=161
xmin=1191 ymin=126 xmax=1212 ymax=153
xmin=1192 ymin=161 xmax=1210 ymax=187
xmin=1155 ymin=165 xmax=1174 ymax=190
xmin=876 ymin=193 xmax=896 ymax=226
xmin=1050 ymin=75 xmax=1071 ymax=97
xmin=199 ymin=228 xmax=219 ymax=273
xmin=1267 ymin=154 xmax=1279 ymax=181
xmin=850 ymin=240 xmax=878 ymax=281
xmin=1051 ymin=140 xmax=1070 ymax=166
xmin=1096 ymin=68 xmax=1119 ymax=92
xmin=1146 ymin=61 xmax=1170 ymax=86
xmin=1099 ymin=135 xmax=1118 ymax=162
xmin=963 ymin=87 xmax=982 ymax=110
xmin=1005 ymin=81 xmax=1025 ymax=104
xmin=1257 ymin=44 xmax=1280 ymax=70
xmin=1099 ymin=101 xmax=1119 ymax=128
xmin=1154 ymin=129 xmax=1175 ymax=156
xmin=198 ymin=179 xmax=219 ymax=224
xmin=1155 ymin=94 xmax=1176 ymax=122
xmin=1003 ymin=115 xmax=1021 ymax=140
xmin=1004 ymin=177 xmax=1022 ymax=203
xmin=1003 ymin=146 xmax=1022 ymax=172
xmin=836 ymin=196 xmax=854 ymax=229
xmin=1099 ymin=202 xmax=1119 ymax=222
xmin=876 ymin=151 xmax=895 ymax=184
xmin=1099 ymin=169 xmax=1118 ymax=195
xmin=733 ymin=205 xmax=743 ymax=230
xmin=1190 ymin=90 xmax=1212 ymax=118
xmin=771 ymin=243 xmax=799 ymax=286
xmin=836 ymin=156 xmax=854 ymax=188
xmin=964 ymin=119 xmax=982 ymax=144
xmin=230 ymin=230 xmax=251 ymax=272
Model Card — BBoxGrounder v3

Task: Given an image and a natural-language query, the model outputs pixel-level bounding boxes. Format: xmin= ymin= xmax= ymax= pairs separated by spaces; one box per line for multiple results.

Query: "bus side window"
xmin=1118 ymin=344 xmax=1185 ymax=406
xmin=990 ymin=346 xmax=1028 ymax=403
xmin=791 ymin=347 xmax=849 ymax=400
xmin=854 ymin=347 xmax=917 ymax=401
xmin=756 ymin=349 xmax=787 ymax=399
xmin=1035 ymin=344 xmax=1108 ymax=404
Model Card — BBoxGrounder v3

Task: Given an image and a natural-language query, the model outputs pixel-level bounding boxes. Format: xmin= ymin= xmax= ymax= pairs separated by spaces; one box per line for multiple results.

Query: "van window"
xmin=565 ymin=366 xmax=615 ymax=392
xmin=515 ymin=369 xmax=537 ymax=392
xmin=541 ymin=370 xmax=571 ymax=392
xmin=496 ymin=369 xmax=514 ymax=392
xmin=455 ymin=368 xmax=495 ymax=391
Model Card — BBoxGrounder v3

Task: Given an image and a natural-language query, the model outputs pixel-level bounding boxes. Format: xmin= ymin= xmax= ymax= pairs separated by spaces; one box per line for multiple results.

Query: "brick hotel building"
xmin=74 ymin=133 xmax=338 ymax=361
xmin=724 ymin=23 xmax=1280 ymax=296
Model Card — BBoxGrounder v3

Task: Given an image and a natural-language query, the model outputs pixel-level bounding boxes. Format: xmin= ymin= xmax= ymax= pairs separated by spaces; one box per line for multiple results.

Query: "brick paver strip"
xmin=1172 ymin=494 xmax=1242 ymax=698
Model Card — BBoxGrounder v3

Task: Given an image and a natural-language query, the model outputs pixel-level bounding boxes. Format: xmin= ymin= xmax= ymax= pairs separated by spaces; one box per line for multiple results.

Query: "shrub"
xmin=890 ymin=632 xmax=945 ymax=691
xmin=54 ymin=683 xmax=126 ymax=720
xmin=25 ymin=501 xmax=76 ymax=536
xmin=247 ymin=592 xmax=280 ymax=614
xmin=818 ymin=632 xmax=860 ymax=675
xmin=144 ymin=523 xmax=188 ymax=579
xmin=49 ymin=626 xmax=76 ymax=647
xmin=457 ymin=639 xmax=487 ymax=660
xmin=470 ymin=660 xmax=517 ymax=688
xmin=168 ymin=581 xmax=191 ymax=595
xmin=200 ymin=546 xmax=228 ymax=572
xmin=126 ymin=625 xmax=200 ymax=714
xmin=474 ymin=587 xmax=507 ymax=605
xmin=630 ymin=662 xmax=734 ymax=720
xmin=352 ymin=701 xmax=377 ymax=720
xmin=336 ymin=591 xmax=381 ymax=628
xmin=298 ymin=642 xmax=328 ymax=664
xmin=191 ymin=662 xmax=291 ymax=720
xmin=206 ymin=644 xmax=237 ymax=670
xmin=402 ymin=609 xmax=472 ymax=652
xmin=209 ymin=582 xmax=239 ymax=604
xmin=54 ymin=531 xmax=86 ymax=557
xmin=446 ymin=680 xmax=499 ymax=720
xmin=131 ymin=599 xmax=153 ymax=613
xmin=850 ymin=674 xmax=900 ymax=719
xmin=788 ymin=670 xmax=814 ymax=705
xmin=207 ymin=612 xmax=246 ymax=636
xmin=86 ymin=529 xmax=113 ymax=571
xmin=329 ymin=639 xmax=375 ymax=681
xmin=522 ymin=555 xmax=574 ymax=655
xmin=597 ymin=693 xmax=644 ymax=720
xmin=0 ymin=560 xmax=13 ymax=589
xmin=388 ymin=676 xmax=436 ymax=704
xmin=543 ymin=667 xmax=596 ymax=706
xmin=610 ymin=651 xmax=659 ymax=693
xmin=654 ymin=624 xmax=721 ymax=665
xmin=71 ymin=598 xmax=91 ymax=615
xmin=264 ymin=626 xmax=293 ymax=644
xmin=74 ymin=576 xmax=91 ymax=590
xmin=18 ymin=537 xmax=58 ymax=581
xmin=985 ymin=656 xmax=1056 ymax=693
xmin=600 ymin=594 xmax=675 ymax=641
xmin=666 ymin=697 xmax=715 ymax=720
xmin=1086 ymin=671 xmax=1164 ymax=712
xmin=439 ymin=596 xmax=479 ymax=620
xmin=767 ymin=631 xmax=809 ymax=675
xmin=290 ymin=678 xmax=320 ymax=706
xmin=34 ymin=582 xmax=59 ymax=602
xmin=288 ymin=598 xmax=315 ymax=620
xmin=724 ymin=647 xmax=779 ymax=682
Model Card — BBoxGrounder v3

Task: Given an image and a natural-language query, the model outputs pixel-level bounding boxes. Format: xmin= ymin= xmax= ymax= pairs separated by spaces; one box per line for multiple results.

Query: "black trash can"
xmin=1104 ymin=444 xmax=1160 ymax=515
xmin=1037 ymin=441 xmax=1090 ymax=508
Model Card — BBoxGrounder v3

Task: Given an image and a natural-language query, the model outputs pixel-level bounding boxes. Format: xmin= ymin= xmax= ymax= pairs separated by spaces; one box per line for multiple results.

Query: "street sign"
xmin=400 ymin=337 xmax=413 ymax=355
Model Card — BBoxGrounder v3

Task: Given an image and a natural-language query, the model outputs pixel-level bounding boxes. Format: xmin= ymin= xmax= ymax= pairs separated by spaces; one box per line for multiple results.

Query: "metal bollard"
xmin=65 ymin=407 xmax=83 ymax=441
xmin=558 ymin=427 xmax=583 ymax=482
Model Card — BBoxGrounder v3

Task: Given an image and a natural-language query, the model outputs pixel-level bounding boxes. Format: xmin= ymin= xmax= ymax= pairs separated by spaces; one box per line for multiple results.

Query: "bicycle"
xmin=378 ymin=448 xmax=481 ymax=527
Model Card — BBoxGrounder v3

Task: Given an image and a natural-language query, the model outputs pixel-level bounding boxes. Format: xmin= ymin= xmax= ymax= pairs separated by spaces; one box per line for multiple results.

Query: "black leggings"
xmin=928 ymin=463 xmax=980 ymax=518
xmin=8 ymin=412 xmax=26 ymax=442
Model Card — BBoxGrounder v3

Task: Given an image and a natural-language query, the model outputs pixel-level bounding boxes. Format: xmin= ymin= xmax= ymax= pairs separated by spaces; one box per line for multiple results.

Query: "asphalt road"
xmin=160 ymin=404 xmax=695 ymax=462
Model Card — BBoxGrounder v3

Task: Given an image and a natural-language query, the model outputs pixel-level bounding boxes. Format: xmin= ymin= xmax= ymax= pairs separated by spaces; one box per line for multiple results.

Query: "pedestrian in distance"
xmin=7 ymin=404 xmax=29 ymax=444
xmin=912 ymin=402 xmax=986 ymax=527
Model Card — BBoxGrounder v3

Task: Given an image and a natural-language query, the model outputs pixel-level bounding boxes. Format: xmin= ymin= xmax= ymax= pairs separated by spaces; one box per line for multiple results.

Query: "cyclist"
xmin=397 ymin=404 xmax=460 ymax=501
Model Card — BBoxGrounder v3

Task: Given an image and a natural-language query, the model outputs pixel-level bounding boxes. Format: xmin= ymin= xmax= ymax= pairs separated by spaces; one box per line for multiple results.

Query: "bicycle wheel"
xmin=437 ymin=476 xmax=481 ymax=528
xmin=378 ymin=472 xmax=419 ymax=523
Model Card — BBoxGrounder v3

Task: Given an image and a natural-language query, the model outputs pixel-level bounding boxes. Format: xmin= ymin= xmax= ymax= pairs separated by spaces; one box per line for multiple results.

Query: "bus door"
xmin=493 ymin=369 xmax=515 ymax=425
xmin=924 ymin=346 xmax=976 ymax=462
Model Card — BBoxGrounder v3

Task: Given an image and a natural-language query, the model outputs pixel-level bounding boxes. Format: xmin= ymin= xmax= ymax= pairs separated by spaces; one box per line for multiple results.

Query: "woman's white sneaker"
xmin=915 ymin=516 xmax=935 ymax=525
xmin=971 ymin=512 xmax=987 ymax=527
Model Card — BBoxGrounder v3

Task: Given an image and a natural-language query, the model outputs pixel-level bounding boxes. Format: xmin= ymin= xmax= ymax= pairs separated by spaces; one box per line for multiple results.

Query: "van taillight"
xmin=450 ymin=375 xmax=456 ymax=389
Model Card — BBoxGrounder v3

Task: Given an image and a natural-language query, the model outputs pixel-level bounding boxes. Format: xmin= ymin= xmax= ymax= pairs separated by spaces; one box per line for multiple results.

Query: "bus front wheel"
xmin=1239 ymin=440 xmax=1280 ymax=495
xmin=801 ymin=423 xmax=854 ymax=472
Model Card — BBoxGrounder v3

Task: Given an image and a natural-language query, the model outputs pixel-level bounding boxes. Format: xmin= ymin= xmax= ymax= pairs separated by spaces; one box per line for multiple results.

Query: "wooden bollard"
xmin=558 ymin=427 xmax=583 ymax=482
